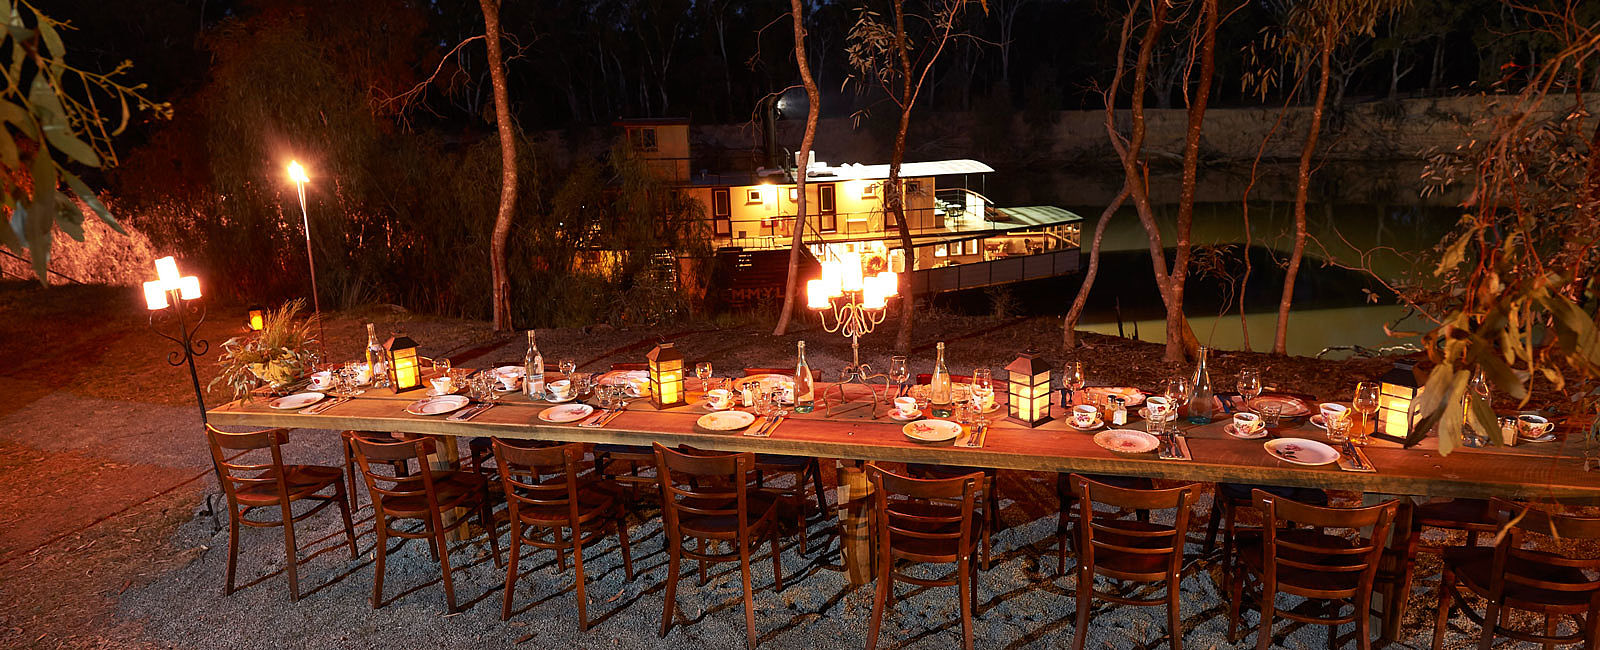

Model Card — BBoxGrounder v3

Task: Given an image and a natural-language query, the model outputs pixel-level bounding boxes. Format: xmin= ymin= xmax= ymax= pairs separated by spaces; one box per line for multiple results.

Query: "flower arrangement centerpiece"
xmin=210 ymin=299 xmax=320 ymax=401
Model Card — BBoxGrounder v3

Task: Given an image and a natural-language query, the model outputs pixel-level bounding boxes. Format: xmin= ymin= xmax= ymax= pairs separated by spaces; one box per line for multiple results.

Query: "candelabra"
xmin=144 ymin=257 xmax=209 ymax=424
xmin=807 ymin=253 xmax=899 ymax=418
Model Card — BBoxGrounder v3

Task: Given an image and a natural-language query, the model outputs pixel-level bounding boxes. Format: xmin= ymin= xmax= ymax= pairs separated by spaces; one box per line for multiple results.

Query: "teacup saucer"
xmin=1519 ymin=431 xmax=1558 ymax=443
xmin=543 ymin=393 xmax=576 ymax=404
xmin=701 ymin=400 xmax=736 ymax=412
xmin=1225 ymin=423 xmax=1269 ymax=439
xmin=1067 ymin=416 xmax=1105 ymax=431
xmin=889 ymin=408 xmax=923 ymax=422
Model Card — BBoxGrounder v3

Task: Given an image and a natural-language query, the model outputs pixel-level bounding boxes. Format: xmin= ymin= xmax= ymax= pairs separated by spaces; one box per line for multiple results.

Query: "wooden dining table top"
xmin=206 ymin=378 xmax=1600 ymax=502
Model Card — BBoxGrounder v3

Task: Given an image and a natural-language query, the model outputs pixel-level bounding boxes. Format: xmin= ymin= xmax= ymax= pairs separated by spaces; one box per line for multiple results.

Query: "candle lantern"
xmin=1377 ymin=360 xmax=1423 ymax=438
xmin=384 ymin=335 xmax=423 ymax=393
xmin=247 ymin=305 xmax=267 ymax=331
xmin=647 ymin=342 xmax=686 ymax=408
xmin=1005 ymin=351 xmax=1054 ymax=427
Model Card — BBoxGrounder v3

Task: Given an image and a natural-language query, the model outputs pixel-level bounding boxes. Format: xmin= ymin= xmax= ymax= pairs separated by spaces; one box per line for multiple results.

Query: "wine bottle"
xmin=523 ymin=330 xmax=545 ymax=397
xmin=365 ymin=323 xmax=388 ymax=386
xmin=930 ymin=341 xmax=952 ymax=417
xmin=794 ymin=340 xmax=815 ymax=413
xmin=1187 ymin=346 xmax=1214 ymax=424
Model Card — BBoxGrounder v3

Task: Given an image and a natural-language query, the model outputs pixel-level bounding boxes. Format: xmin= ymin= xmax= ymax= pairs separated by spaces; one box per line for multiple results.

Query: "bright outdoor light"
xmin=1377 ymin=360 xmax=1423 ymax=438
xmin=806 ymin=279 xmax=829 ymax=310
xmin=155 ymin=256 xmax=180 ymax=284
xmin=145 ymin=257 xmax=201 ymax=311
xmin=287 ymin=160 xmax=309 ymax=184
xmin=647 ymin=342 xmax=686 ymax=408
xmin=1006 ymin=351 xmax=1053 ymax=427
xmin=384 ymin=335 xmax=423 ymax=393
xmin=144 ymin=281 xmax=169 ymax=310
xmin=247 ymin=306 xmax=266 ymax=331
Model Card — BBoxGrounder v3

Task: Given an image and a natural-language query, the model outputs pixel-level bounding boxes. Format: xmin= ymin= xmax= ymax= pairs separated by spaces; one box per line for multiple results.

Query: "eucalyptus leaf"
xmin=62 ymin=170 xmax=119 ymax=232
xmin=54 ymin=190 xmax=84 ymax=241
xmin=42 ymin=127 xmax=98 ymax=166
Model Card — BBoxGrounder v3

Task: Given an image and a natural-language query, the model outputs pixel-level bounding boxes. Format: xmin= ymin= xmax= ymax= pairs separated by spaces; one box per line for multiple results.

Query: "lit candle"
xmin=177 ymin=276 xmax=201 ymax=300
xmin=155 ymin=256 xmax=180 ymax=284
xmin=821 ymin=261 xmax=843 ymax=297
xmin=877 ymin=271 xmax=899 ymax=297
xmin=863 ymin=274 xmax=887 ymax=310
xmin=841 ymin=251 xmax=864 ymax=292
xmin=661 ymin=369 xmax=681 ymax=404
xmin=143 ymin=281 xmax=169 ymax=310
xmin=395 ymin=355 xmax=418 ymax=389
xmin=806 ymin=279 xmax=829 ymax=310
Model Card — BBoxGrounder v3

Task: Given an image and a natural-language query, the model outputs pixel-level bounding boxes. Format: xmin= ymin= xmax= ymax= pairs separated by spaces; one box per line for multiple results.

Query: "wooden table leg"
xmin=1380 ymin=499 xmax=1417 ymax=641
xmin=836 ymin=460 xmax=875 ymax=585
xmin=426 ymin=435 xmax=471 ymax=542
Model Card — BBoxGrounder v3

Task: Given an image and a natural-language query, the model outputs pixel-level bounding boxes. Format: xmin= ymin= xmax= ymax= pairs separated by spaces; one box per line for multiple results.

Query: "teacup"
xmin=309 ymin=370 xmax=333 ymax=390
xmin=707 ymin=389 xmax=732 ymax=410
xmin=429 ymin=376 xmax=454 ymax=394
xmin=1517 ymin=414 xmax=1555 ymax=439
xmin=894 ymin=397 xmax=917 ymax=413
xmin=496 ymin=373 xmax=520 ymax=391
xmin=547 ymin=379 xmax=573 ymax=400
xmin=1071 ymin=404 xmax=1100 ymax=428
xmin=1233 ymin=411 xmax=1264 ymax=434
xmin=1318 ymin=402 xmax=1348 ymax=423
xmin=1145 ymin=396 xmax=1173 ymax=420
xmin=353 ymin=363 xmax=373 ymax=385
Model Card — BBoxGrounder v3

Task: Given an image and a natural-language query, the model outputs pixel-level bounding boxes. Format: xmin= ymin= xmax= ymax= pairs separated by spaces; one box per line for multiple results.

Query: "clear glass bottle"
xmin=523 ymin=330 xmax=545 ymax=397
xmin=365 ymin=323 xmax=388 ymax=387
xmin=1187 ymin=346 xmax=1214 ymax=424
xmin=930 ymin=341 xmax=952 ymax=417
xmin=794 ymin=340 xmax=815 ymax=413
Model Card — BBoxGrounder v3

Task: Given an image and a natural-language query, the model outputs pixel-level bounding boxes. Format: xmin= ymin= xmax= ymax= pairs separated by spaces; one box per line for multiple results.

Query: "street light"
xmin=287 ymin=160 xmax=325 ymax=351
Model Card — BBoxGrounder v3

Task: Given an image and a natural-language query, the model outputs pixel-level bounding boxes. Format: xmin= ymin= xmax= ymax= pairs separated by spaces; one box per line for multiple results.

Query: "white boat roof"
xmin=806 ymin=159 xmax=995 ymax=181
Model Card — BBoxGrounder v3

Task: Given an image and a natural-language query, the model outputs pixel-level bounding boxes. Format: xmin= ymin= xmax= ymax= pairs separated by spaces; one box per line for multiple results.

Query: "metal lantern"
xmin=384 ymin=335 xmax=423 ymax=393
xmin=1377 ymin=360 xmax=1423 ymax=438
xmin=1005 ymin=351 xmax=1053 ymax=427
xmin=647 ymin=342 xmax=686 ymax=408
xmin=247 ymin=305 xmax=267 ymax=331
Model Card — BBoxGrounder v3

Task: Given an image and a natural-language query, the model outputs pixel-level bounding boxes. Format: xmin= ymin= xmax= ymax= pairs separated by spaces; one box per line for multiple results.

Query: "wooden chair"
xmin=1432 ymin=498 xmax=1600 ymax=650
xmin=206 ymin=424 xmax=357 ymax=601
xmin=865 ymin=463 xmax=988 ymax=650
xmin=905 ymin=373 xmax=1000 ymax=537
xmin=653 ymin=443 xmax=786 ymax=649
xmin=1068 ymin=474 xmax=1198 ymax=650
xmin=739 ymin=368 xmax=829 ymax=536
xmin=1203 ymin=483 xmax=1329 ymax=572
xmin=349 ymin=433 xmax=502 ymax=612
xmin=1055 ymin=473 xmax=1153 ymax=575
xmin=1227 ymin=490 xmax=1397 ymax=650
xmin=1380 ymin=498 xmax=1499 ymax=631
xmin=493 ymin=440 xmax=635 ymax=629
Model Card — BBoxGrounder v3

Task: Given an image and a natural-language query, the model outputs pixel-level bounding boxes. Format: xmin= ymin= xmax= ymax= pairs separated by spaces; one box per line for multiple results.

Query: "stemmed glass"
xmin=1352 ymin=382 xmax=1382 ymax=446
xmin=888 ymin=356 xmax=910 ymax=396
xmin=695 ymin=362 xmax=714 ymax=391
xmin=970 ymin=368 xmax=994 ymax=417
xmin=1163 ymin=376 xmax=1190 ymax=410
xmin=559 ymin=358 xmax=577 ymax=378
xmin=432 ymin=357 xmax=452 ymax=378
xmin=1237 ymin=368 xmax=1262 ymax=406
xmin=1064 ymin=362 xmax=1086 ymax=405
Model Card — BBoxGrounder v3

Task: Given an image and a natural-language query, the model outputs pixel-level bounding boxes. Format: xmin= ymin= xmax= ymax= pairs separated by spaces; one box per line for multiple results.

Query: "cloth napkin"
xmin=1336 ymin=445 xmax=1375 ymax=473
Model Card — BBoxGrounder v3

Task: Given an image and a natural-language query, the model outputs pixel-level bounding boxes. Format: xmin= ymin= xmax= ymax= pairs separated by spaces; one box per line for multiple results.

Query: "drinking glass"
xmin=1163 ymin=377 xmax=1190 ymax=409
xmin=573 ymin=372 xmax=593 ymax=399
xmin=432 ymin=357 xmax=452 ymax=378
xmin=910 ymin=385 xmax=931 ymax=414
xmin=971 ymin=368 xmax=994 ymax=413
xmin=343 ymin=362 xmax=367 ymax=395
xmin=598 ymin=384 xmax=616 ymax=411
xmin=1236 ymin=368 xmax=1262 ymax=403
xmin=888 ymin=356 xmax=910 ymax=394
xmin=1352 ymin=382 xmax=1381 ymax=445
xmin=1259 ymin=404 xmax=1283 ymax=431
xmin=1326 ymin=411 xmax=1351 ymax=443
xmin=695 ymin=362 xmax=713 ymax=390
xmin=1064 ymin=362 xmax=1086 ymax=405
xmin=559 ymin=358 xmax=577 ymax=378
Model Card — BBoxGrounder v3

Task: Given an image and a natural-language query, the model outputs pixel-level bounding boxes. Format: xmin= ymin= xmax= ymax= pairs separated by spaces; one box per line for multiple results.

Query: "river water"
xmin=944 ymin=162 xmax=1460 ymax=357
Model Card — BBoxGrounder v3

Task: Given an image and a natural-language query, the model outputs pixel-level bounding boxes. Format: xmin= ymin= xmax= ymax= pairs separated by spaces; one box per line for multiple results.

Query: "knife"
xmin=301 ymin=396 xmax=350 ymax=415
xmin=450 ymin=403 xmax=495 ymax=422
xmin=746 ymin=415 xmax=774 ymax=437
xmin=1343 ymin=440 xmax=1365 ymax=470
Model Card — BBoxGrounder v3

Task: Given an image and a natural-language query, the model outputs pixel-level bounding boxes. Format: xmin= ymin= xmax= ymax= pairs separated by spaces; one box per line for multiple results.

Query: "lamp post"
xmin=287 ymin=161 xmax=325 ymax=351
xmin=807 ymin=250 xmax=899 ymax=417
xmin=144 ymin=256 xmax=209 ymax=424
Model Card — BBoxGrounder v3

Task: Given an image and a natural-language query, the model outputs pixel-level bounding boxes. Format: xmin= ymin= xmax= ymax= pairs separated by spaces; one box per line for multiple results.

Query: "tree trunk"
xmin=1166 ymin=0 xmax=1218 ymax=362
xmin=773 ymin=0 xmax=821 ymax=336
xmin=891 ymin=0 xmax=915 ymax=354
xmin=481 ymin=0 xmax=517 ymax=331
xmin=1062 ymin=186 xmax=1129 ymax=348
xmin=1274 ymin=40 xmax=1334 ymax=355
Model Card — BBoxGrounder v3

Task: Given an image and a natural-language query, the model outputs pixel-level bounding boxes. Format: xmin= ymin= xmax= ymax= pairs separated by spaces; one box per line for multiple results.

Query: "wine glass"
xmin=1163 ymin=376 xmax=1190 ymax=408
xmin=1237 ymin=368 xmax=1262 ymax=404
xmin=1064 ymin=362 xmax=1086 ymax=405
xmin=432 ymin=356 xmax=452 ymax=377
xmin=888 ymin=356 xmax=910 ymax=395
xmin=695 ymin=362 xmax=713 ymax=390
xmin=559 ymin=358 xmax=577 ymax=379
xmin=1352 ymin=381 xmax=1381 ymax=446
xmin=970 ymin=368 xmax=994 ymax=419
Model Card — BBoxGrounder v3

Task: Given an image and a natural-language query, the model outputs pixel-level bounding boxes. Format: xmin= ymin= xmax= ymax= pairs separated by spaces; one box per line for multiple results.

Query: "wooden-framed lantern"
xmin=1005 ymin=350 xmax=1053 ymax=427
xmin=384 ymin=335 xmax=423 ymax=393
xmin=1377 ymin=360 xmax=1423 ymax=438
xmin=647 ymin=342 xmax=686 ymax=408
xmin=246 ymin=305 xmax=267 ymax=331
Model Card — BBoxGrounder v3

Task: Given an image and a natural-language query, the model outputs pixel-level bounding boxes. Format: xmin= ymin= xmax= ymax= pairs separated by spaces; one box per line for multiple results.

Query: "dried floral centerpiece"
xmin=210 ymin=299 xmax=320 ymax=401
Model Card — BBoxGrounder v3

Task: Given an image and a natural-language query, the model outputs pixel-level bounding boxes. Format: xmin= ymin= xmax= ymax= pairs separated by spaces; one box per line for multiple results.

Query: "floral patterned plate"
xmin=1093 ymin=429 xmax=1160 ymax=454
xmin=1263 ymin=438 xmax=1339 ymax=466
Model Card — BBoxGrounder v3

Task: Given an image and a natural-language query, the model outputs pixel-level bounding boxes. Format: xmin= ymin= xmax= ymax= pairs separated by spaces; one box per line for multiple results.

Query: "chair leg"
xmin=809 ymin=459 xmax=828 ymax=517
xmin=1543 ymin=614 xmax=1558 ymax=650
xmin=986 ymin=470 xmax=1002 ymax=535
xmin=739 ymin=536 xmax=758 ymax=650
xmin=1431 ymin=569 xmax=1454 ymax=650
xmin=698 ymin=537 xmax=709 ymax=586
xmin=1478 ymin=592 xmax=1502 ymax=650
xmin=1168 ymin=576 xmax=1184 ymax=650
xmin=958 ymin=558 xmax=974 ymax=650
xmin=970 ymin=552 xmax=980 ymax=617
xmin=481 ymin=495 xmax=502 ymax=568
xmin=574 ymin=523 xmax=590 ymax=632
xmin=224 ymin=507 xmax=240 ymax=596
xmin=866 ymin=553 xmax=891 ymax=649
xmin=335 ymin=482 xmax=358 ymax=559
xmin=280 ymin=501 xmax=300 ymax=601
xmin=1583 ymin=602 xmax=1599 ymax=650
xmin=433 ymin=518 xmax=457 ymax=613
xmin=770 ymin=521 xmax=785 ymax=592
xmin=1072 ymin=566 xmax=1093 ymax=650
xmin=1256 ymin=578 xmax=1276 ymax=650
xmin=1203 ymin=494 xmax=1223 ymax=556
xmin=1357 ymin=593 xmax=1374 ymax=650
xmin=372 ymin=517 xmax=389 ymax=608
xmin=616 ymin=510 xmax=636 ymax=581
xmin=660 ymin=532 xmax=681 ymax=638
xmin=1227 ymin=568 xmax=1246 ymax=643
xmin=501 ymin=520 xmax=523 ymax=621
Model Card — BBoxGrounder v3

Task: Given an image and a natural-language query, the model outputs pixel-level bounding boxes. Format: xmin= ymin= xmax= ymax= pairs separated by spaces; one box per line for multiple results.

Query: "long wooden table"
xmin=208 ymin=379 xmax=1599 ymax=640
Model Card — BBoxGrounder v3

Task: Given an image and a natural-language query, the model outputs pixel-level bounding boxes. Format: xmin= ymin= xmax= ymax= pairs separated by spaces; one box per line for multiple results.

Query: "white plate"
xmin=903 ymin=419 xmax=963 ymax=442
xmin=1094 ymin=429 xmax=1160 ymax=454
xmin=539 ymin=403 xmax=595 ymax=423
xmin=406 ymin=394 xmax=469 ymax=416
xmin=697 ymin=410 xmax=757 ymax=431
xmin=1225 ymin=422 xmax=1270 ymax=439
xmin=1066 ymin=416 xmax=1105 ymax=431
xmin=888 ymin=408 xmax=923 ymax=422
xmin=270 ymin=392 xmax=325 ymax=410
xmin=1264 ymin=438 xmax=1340 ymax=466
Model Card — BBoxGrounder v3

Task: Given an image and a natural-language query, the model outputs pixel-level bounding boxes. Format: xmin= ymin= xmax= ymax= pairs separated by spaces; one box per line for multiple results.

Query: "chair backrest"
xmin=867 ymin=463 xmax=983 ymax=560
xmin=349 ymin=434 xmax=441 ymax=510
xmin=743 ymin=367 xmax=823 ymax=381
xmin=206 ymin=424 xmax=292 ymax=502
xmin=1253 ymin=489 xmax=1397 ymax=588
xmin=493 ymin=440 xmax=583 ymax=523
xmin=1485 ymin=498 xmax=1600 ymax=600
xmin=653 ymin=443 xmax=755 ymax=531
xmin=1071 ymin=474 xmax=1197 ymax=573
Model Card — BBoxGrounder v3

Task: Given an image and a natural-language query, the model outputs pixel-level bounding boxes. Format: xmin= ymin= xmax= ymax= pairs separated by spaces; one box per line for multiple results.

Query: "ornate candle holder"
xmin=807 ymin=254 xmax=899 ymax=418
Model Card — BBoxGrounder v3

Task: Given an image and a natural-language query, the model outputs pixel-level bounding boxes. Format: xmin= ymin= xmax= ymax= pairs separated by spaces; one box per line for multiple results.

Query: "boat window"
xmin=630 ymin=127 xmax=658 ymax=153
xmin=711 ymin=189 xmax=731 ymax=237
